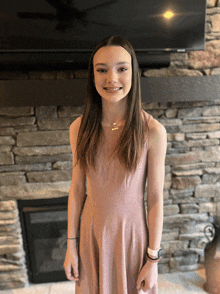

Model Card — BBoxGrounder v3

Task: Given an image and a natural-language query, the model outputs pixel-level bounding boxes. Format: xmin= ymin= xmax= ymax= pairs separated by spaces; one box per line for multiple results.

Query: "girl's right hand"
xmin=63 ymin=247 xmax=80 ymax=282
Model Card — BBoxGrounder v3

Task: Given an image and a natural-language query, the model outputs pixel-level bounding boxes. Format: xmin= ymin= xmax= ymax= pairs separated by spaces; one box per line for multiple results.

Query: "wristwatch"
xmin=147 ymin=247 xmax=162 ymax=259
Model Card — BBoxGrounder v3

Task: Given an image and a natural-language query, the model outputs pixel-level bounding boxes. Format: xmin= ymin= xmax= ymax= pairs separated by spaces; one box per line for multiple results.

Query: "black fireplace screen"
xmin=18 ymin=196 xmax=78 ymax=284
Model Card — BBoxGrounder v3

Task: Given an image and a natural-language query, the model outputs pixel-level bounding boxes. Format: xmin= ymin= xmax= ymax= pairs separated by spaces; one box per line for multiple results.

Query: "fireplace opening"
xmin=17 ymin=196 xmax=81 ymax=284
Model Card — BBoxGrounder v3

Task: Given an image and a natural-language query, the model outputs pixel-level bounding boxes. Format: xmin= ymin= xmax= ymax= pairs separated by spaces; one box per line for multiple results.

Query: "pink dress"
xmin=75 ymin=110 xmax=157 ymax=294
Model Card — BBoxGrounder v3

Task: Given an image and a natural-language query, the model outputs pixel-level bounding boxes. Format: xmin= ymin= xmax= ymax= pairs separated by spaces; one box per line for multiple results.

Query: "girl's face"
xmin=93 ymin=46 xmax=132 ymax=103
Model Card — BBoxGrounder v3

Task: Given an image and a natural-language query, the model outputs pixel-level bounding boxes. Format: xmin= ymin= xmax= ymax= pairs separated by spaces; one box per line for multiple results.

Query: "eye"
xmin=97 ymin=69 xmax=106 ymax=73
xmin=119 ymin=67 xmax=128 ymax=72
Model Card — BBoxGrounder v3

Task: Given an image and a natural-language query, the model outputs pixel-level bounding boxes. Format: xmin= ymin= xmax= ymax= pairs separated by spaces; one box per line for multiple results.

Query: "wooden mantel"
xmin=0 ymin=76 xmax=220 ymax=107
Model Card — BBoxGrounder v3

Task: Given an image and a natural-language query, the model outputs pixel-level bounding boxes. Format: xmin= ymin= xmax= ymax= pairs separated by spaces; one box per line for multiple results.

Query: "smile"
xmin=104 ymin=87 xmax=123 ymax=91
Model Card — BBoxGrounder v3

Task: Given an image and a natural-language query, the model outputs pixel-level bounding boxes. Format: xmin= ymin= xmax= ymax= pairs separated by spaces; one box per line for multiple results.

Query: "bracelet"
xmin=67 ymin=237 xmax=78 ymax=240
xmin=146 ymin=255 xmax=162 ymax=263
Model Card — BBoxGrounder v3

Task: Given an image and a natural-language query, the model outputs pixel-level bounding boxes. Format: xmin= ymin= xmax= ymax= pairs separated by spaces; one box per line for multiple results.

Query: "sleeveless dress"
xmin=75 ymin=110 xmax=157 ymax=294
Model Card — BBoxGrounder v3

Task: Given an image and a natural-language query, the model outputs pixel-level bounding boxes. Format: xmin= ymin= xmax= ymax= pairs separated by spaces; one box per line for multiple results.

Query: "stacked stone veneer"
xmin=1 ymin=0 xmax=220 ymax=290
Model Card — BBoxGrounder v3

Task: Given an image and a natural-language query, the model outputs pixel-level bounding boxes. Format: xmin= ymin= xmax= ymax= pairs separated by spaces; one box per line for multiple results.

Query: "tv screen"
xmin=0 ymin=0 xmax=207 ymax=69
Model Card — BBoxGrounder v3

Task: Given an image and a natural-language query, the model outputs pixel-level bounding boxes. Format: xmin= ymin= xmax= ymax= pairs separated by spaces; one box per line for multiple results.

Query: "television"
xmin=0 ymin=0 xmax=207 ymax=70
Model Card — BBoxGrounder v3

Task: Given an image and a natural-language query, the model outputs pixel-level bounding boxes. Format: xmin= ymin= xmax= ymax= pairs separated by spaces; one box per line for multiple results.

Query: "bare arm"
xmin=67 ymin=117 xmax=86 ymax=251
xmin=147 ymin=118 xmax=167 ymax=253
xmin=136 ymin=118 xmax=167 ymax=291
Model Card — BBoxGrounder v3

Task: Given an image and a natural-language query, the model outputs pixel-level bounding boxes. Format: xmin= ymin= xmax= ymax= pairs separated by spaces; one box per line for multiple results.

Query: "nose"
xmin=106 ymin=69 xmax=118 ymax=85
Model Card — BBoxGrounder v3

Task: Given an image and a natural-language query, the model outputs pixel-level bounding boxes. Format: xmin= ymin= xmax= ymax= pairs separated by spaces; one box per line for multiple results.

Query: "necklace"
xmin=112 ymin=119 xmax=126 ymax=131
xmin=102 ymin=116 xmax=125 ymax=131
xmin=112 ymin=122 xmax=119 ymax=131
xmin=112 ymin=118 xmax=125 ymax=131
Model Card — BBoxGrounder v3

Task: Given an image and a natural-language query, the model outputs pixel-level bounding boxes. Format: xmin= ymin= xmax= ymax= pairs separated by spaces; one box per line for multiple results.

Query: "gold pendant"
xmin=112 ymin=127 xmax=118 ymax=131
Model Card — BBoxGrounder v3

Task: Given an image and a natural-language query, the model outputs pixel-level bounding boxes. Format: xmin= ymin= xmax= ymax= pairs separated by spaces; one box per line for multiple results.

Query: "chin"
xmin=102 ymin=96 xmax=128 ymax=104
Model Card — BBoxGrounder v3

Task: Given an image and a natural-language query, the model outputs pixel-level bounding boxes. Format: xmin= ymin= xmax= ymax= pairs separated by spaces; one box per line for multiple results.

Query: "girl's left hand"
xmin=136 ymin=260 xmax=158 ymax=293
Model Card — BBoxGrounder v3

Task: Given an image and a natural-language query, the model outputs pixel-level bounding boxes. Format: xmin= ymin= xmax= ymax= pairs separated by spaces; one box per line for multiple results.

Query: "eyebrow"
xmin=94 ymin=62 xmax=130 ymax=67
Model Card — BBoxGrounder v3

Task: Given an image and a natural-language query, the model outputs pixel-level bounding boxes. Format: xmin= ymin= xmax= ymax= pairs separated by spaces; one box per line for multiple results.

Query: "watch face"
xmin=158 ymin=248 xmax=162 ymax=258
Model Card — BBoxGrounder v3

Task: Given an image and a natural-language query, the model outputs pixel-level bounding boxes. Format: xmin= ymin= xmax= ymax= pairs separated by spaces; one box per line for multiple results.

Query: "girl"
xmin=63 ymin=36 xmax=167 ymax=294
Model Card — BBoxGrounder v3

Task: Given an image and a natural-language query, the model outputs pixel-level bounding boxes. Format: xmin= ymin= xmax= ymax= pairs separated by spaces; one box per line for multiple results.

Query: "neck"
xmin=101 ymin=97 xmax=127 ymax=126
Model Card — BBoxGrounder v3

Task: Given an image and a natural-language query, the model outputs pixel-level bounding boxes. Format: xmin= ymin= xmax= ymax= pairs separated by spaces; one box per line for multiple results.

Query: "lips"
xmin=104 ymin=87 xmax=122 ymax=90
xmin=104 ymin=87 xmax=122 ymax=93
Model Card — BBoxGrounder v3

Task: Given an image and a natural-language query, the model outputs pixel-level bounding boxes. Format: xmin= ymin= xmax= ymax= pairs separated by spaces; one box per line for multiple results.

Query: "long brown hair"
xmin=75 ymin=36 xmax=147 ymax=173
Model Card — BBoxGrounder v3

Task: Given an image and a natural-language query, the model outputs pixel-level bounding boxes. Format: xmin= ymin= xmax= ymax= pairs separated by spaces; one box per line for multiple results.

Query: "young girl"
xmin=63 ymin=36 xmax=167 ymax=294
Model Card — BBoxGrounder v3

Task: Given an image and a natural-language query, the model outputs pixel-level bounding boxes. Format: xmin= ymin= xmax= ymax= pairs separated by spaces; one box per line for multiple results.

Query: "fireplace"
xmin=17 ymin=196 xmax=78 ymax=284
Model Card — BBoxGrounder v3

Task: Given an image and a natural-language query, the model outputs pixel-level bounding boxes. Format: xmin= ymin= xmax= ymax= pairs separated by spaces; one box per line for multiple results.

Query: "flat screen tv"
xmin=0 ymin=0 xmax=207 ymax=69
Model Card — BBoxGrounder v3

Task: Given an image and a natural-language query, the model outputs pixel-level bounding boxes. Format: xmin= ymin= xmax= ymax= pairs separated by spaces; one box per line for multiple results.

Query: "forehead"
xmin=93 ymin=46 xmax=131 ymax=66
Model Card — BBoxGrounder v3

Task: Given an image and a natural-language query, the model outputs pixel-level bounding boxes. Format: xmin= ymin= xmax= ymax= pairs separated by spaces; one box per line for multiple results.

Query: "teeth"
xmin=105 ymin=88 xmax=121 ymax=90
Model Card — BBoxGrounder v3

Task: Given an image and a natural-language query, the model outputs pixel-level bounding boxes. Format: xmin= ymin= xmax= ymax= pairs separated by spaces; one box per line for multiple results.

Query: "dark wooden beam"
xmin=141 ymin=76 xmax=220 ymax=103
xmin=0 ymin=76 xmax=220 ymax=107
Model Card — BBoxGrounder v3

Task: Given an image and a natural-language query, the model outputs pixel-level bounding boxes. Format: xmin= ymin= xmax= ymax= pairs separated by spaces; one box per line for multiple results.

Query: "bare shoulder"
xmin=69 ymin=116 xmax=83 ymax=147
xmin=148 ymin=116 xmax=167 ymax=149
xmin=148 ymin=116 xmax=167 ymax=135
xmin=69 ymin=115 xmax=83 ymax=131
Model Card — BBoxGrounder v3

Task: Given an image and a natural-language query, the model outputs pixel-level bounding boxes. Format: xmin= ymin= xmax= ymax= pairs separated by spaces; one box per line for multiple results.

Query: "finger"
xmin=65 ymin=264 xmax=72 ymax=280
xmin=142 ymin=281 xmax=150 ymax=292
xmin=143 ymin=284 xmax=155 ymax=293
xmin=72 ymin=266 xmax=79 ymax=281
xmin=73 ymin=268 xmax=79 ymax=278
xmin=65 ymin=264 xmax=76 ymax=281
xmin=136 ymin=278 xmax=141 ymax=289
xmin=143 ymin=286 xmax=151 ymax=293
xmin=136 ymin=280 xmax=143 ymax=290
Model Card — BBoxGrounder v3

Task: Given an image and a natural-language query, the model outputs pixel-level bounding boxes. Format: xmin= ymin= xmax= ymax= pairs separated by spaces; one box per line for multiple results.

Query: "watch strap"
xmin=147 ymin=247 xmax=161 ymax=258
xmin=147 ymin=255 xmax=162 ymax=263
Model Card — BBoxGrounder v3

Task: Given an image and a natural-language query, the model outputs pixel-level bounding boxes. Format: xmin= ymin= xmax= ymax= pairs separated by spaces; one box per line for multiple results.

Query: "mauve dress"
xmin=75 ymin=110 xmax=158 ymax=294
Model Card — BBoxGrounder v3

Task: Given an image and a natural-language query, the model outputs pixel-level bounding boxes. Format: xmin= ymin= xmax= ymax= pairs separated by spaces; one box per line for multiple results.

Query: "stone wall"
xmin=1 ymin=0 xmax=220 ymax=290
